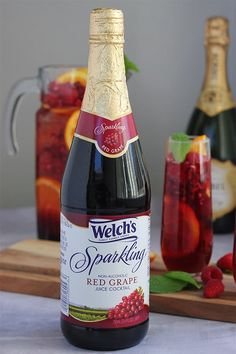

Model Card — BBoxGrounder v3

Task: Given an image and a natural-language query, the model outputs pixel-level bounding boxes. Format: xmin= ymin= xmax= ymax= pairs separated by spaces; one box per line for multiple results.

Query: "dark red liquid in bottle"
xmin=61 ymin=137 xmax=151 ymax=350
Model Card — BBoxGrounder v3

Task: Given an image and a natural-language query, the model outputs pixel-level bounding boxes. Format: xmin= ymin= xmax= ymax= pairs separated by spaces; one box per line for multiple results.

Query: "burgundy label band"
xmin=61 ymin=306 xmax=149 ymax=329
xmin=74 ymin=111 xmax=139 ymax=158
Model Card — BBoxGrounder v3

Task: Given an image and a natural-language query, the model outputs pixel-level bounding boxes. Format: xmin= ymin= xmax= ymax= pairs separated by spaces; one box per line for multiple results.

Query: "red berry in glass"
xmin=161 ymin=134 xmax=213 ymax=273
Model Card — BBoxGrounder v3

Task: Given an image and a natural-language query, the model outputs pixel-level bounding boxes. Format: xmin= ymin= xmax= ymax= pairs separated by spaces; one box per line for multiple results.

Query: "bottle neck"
xmin=196 ymin=43 xmax=235 ymax=116
xmin=203 ymin=44 xmax=230 ymax=91
xmin=82 ymin=42 xmax=131 ymax=120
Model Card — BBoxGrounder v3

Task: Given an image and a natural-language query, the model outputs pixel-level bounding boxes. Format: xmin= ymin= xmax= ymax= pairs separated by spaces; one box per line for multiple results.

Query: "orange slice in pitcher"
xmin=36 ymin=177 xmax=61 ymax=218
xmin=56 ymin=67 xmax=88 ymax=86
xmin=64 ymin=109 xmax=80 ymax=150
xmin=189 ymin=135 xmax=207 ymax=155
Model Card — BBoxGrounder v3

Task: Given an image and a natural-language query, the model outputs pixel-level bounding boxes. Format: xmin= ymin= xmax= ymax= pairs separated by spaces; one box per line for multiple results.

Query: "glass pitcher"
xmin=5 ymin=65 xmax=87 ymax=241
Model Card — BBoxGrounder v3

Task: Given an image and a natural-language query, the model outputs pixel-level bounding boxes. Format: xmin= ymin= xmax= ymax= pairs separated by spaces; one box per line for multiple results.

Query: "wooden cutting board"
xmin=0 ymin=239 xmax=236 ymax=323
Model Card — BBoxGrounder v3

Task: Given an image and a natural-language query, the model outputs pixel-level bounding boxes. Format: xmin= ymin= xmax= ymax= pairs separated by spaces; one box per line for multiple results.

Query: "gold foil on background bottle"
xmin=197 ymin=17 xmax=235 ymax=116
xmin=82 ymin=8 xmax=131 ymax=120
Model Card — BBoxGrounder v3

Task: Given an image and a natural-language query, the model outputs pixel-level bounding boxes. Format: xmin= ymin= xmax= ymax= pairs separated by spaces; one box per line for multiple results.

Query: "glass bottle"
xmin=60 ymin=8 xmax=151 ymax=350
xmin=187 ymin=17 xmax=236 ymax=233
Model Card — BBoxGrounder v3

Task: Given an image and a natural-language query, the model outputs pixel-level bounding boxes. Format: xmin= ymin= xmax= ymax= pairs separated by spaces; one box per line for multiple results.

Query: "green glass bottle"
xmin=187 ymin=17 xmax=236 ymax=234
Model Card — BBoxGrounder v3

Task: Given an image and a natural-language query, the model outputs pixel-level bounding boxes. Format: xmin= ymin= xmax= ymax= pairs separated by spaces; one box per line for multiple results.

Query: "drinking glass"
xmin=161 ymin=135 xmax=213 ymax=272
xmin=233 ymin=214 xmax=236 ymax=282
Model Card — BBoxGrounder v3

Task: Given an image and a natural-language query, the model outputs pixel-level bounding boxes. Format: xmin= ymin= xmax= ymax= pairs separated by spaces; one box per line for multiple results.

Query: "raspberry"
xmin=59 ymin=84 xmax=78 ymax=106
xmin=201 ymin=265 xmax=223 ymax=283
xmin=216 ymin=253 xmax=233 ymax=272
xmin=45 ymin=81 xmax=85 ymax=108
xmin=185 ymin=151 xmax=200 ymax=164
xmin=42 ymin=92 xmax=60 ymax=107
xmin=203 ymin=279 xmax=224 ymax=298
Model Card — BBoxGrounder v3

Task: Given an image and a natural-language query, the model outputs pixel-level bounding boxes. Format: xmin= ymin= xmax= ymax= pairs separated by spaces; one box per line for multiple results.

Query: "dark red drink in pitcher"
xmin=36 ymin=67 xmax=87 ymax=240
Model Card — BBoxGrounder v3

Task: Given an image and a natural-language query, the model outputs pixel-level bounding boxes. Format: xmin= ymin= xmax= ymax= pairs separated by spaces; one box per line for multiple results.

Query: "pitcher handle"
xmin=4 ymin=76 xmax=40 ymax=155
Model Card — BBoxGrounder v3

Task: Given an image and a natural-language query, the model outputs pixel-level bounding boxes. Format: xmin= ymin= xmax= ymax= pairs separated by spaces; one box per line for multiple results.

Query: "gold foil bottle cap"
xmin=205 ymin=17 xmax=229 ymax=46
xmin=90 ymin=8 xmax=124 ymax=44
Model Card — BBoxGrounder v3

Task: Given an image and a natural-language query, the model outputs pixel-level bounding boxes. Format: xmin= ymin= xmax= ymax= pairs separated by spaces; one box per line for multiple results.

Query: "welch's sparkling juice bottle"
xmin=60 ymin=8 xmax=151 ymax=350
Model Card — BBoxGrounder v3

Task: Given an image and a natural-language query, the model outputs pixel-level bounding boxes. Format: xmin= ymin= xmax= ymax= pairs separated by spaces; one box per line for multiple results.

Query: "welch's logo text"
xmin=69 ymin=217 xmax=148 ymax=275
xmin=88 ymin=218 xmax=137 ymax=243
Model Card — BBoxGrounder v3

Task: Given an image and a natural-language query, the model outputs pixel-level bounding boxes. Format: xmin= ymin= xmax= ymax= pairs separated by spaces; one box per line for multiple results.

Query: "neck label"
xmin=196 ymin=87 xmax=235 ymax=116
xmin=197 ymin=45 xmax=235 ymax=116
xmin=74 ymin=111 xmax=138 ymax=158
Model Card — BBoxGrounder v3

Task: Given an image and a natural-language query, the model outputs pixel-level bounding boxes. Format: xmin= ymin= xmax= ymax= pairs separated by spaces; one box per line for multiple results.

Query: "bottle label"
xmin=60 ymin=211 xmax=150 ymax=329
xmin=74 ymin=110 xmax=138 ymax=158
xmin=212 ymin=159 xmax=236 ymax=220
xmin=196 ymin=88 xmax=235 ymax=116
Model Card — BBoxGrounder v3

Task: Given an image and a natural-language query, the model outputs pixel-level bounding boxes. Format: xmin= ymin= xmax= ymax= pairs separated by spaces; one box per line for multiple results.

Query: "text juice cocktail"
xmin=161 ymin=135 xmax=213 ymax=273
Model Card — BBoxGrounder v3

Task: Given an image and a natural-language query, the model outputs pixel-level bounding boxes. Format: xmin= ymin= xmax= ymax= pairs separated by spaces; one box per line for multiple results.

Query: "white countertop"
xmin=0 ymin=207 xmax=236 ymax=354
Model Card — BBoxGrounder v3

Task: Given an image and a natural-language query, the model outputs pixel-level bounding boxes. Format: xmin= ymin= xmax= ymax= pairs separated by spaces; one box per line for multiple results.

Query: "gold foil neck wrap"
xmin=196 ymin=87 xmax=235 ymax=116
xmin=205 ymin=17 xmax=229 ymax=46
xmin=82 ymin=8 xmax=131 ymax=120
xmin=90 ymin=8 xmax=124 ymax=44
xmin=198 ymin=25 xmax=235 ymax=116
